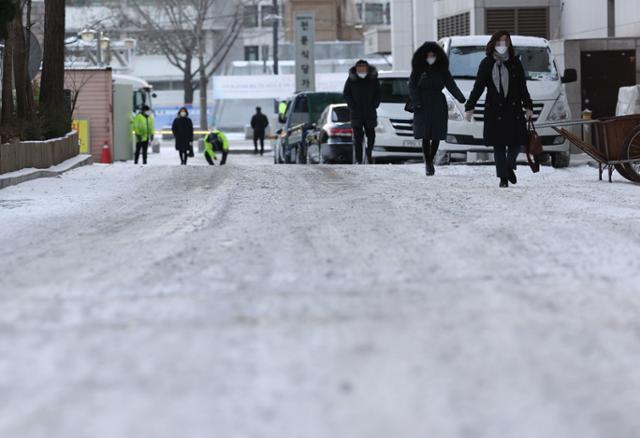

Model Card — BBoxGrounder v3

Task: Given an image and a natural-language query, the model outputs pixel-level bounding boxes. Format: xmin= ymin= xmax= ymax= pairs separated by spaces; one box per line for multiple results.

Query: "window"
xmin=261 ymin=5 xmax=276 ymax=27
xmin=356 ymin=2 xmax=391 ymax=25
xmin=449 ymin=45 xmax=558 ymax=81
xmin=437 ymin=12 xmax=471 ymax=39
xmin=365 ymin=3 xmax=385 ymax=25
xmin=486 ymin=8 xmax=549 ymax=39
xmin=243 ymin=5 xmax=259 ymax=28
xmin=244 ymin=46 xmax=259 ymax=61
xmin=379 ymin=78 xmax=410 ymax=103
xmin=331 ymin=106 xmax=351 ymax=123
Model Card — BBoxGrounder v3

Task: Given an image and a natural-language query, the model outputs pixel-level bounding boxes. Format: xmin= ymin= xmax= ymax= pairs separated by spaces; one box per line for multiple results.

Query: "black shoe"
xmin=508 ymin=169 xmax=517 ymax=185
xmin=499 ymin=178 xmax=509 ymax=188
xmin=426 ymin=161 xmax=435 ymax=176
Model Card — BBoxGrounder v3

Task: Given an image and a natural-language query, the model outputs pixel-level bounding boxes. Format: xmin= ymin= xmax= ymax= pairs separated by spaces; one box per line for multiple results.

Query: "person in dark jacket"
xmin=250 ymin=107 xmax=269 ymax=155
xmin=171 ymin=107 xmax=194 ymax=165
xmin=465 ymin=31 xmax=534 ymax=188
xmin=409 ymin=42 xmax=466 ymax=176
xmin=343 ymin=59 xmax=381 ymax=164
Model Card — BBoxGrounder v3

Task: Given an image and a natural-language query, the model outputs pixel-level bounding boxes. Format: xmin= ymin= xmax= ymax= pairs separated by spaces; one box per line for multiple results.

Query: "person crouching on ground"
xmin=132 ymin=105 xmax=155 ymax=165
xmin=204 ymin=127 xmax=229 ymax=165
xmin=172 ymin=107 xmax=194 ymax=165
xmin=343 ymin=59 xmax=381 ymax=164
xmin=409 ymin=42 xmax=466 ymax=176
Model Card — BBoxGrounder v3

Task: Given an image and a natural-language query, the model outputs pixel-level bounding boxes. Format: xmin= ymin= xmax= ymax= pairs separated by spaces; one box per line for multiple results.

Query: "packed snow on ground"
xmin=1 ymin=149 xmax=640 ymax=438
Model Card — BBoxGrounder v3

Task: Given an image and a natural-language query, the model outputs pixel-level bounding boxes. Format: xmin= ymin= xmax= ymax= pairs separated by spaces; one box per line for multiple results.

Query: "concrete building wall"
xmin=413 ymin=0 xmax=435 ymax=46
xmin=615 ymin=0 xmax=640 ymax=37
xmin=391 ymin=0 xmax=415 ymax=71
xmin=558 ymin=0 xmax=608 ymax=39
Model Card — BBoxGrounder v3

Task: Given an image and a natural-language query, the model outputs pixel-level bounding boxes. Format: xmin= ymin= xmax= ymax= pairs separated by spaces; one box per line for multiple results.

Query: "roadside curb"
xmin=0 ymin=154 xmax=93 ymax=190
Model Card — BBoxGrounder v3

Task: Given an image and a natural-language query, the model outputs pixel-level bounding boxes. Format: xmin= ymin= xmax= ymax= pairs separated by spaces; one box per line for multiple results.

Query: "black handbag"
xmin=404 ymin=100 xmax=414 ymax=113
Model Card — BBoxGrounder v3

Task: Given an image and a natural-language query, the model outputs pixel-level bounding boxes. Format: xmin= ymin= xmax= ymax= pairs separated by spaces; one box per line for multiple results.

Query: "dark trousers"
xmin=179 ymin=151 xmax=188 ymax=165
xmin=135 ymin=141 xmax=149 ymax=164
xmin=205 ymin=150 xmax=228 ymax=166
xmin=422 ymin=139 xmax=440 ymax=163
xmin=352 ymin=119 xmax=376 ymax=164
xmin=494 ymin=145 xmax=521 ymax=178
xmin=253 ymin=132 xmax=265 ymax=154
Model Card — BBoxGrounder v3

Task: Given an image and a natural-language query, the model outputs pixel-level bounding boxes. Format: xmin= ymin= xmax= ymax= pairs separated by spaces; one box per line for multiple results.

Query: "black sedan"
xmin=306 ymin=104 xmax=354 ymax=164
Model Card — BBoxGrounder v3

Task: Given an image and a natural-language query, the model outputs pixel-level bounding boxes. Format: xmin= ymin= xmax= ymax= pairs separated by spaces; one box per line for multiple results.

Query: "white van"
xmin=374 ymin=35 xmax=576 ymax=167
xmin=373 ymin=71 xmax=419 ymax=161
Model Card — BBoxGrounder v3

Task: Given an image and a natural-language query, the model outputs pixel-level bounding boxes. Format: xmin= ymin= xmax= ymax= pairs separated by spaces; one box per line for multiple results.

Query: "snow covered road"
xmin=2 ymin=152 xmax=640 ymax=438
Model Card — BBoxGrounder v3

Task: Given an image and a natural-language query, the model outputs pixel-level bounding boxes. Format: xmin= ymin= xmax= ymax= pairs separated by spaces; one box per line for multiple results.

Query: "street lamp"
xmin=80 ymin=28 xmax=105 ymax=66
xmin=123 ymin=38 xmax=136 ymax=50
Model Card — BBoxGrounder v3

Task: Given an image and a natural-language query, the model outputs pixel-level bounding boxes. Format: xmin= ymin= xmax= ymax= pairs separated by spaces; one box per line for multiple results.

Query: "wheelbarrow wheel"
xmin=621 ymin=125 xmax=640 ymax=182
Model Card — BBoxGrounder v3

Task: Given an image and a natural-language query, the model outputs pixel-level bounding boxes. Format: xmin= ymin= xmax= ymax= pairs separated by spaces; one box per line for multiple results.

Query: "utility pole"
xmin=272 ymin=0 xmax=279 ymax=75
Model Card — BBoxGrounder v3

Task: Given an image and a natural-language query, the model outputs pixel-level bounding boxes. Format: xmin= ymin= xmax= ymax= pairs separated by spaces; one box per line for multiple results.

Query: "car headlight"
xmin=548 ymin=92 xmax=570 ymax=122
xmin=446 ymin=92 xmax=464 ymax=121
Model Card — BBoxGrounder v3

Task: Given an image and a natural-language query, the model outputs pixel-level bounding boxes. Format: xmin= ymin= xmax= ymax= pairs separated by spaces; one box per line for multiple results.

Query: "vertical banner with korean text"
xmin=294 ymin=11 xmax=316 ymax=92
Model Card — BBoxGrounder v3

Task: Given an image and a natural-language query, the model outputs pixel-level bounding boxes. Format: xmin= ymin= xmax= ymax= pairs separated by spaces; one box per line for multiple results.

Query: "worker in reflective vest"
xmin=204 ymin=128 xmax=230 ymax=165
xmin=132 ymin=105 xmax=155 ymax=165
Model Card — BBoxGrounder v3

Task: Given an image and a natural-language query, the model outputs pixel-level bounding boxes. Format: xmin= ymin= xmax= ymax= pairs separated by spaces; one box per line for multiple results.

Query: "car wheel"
xmin=551 ymin=151 xmax=571 ymax=168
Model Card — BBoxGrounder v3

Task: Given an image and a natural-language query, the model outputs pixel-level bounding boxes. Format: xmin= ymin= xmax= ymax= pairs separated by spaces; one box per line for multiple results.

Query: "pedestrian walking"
xmin=465 ymin=30 xmax=534 ymax=188
xmin=343 ymin=59 xmax=381 ymax=164
xmin=250 ymin=107 xmax=269 ymax=155
xmin=204 ymin=127 xmax=230 ymax=166
xmin=171 ymin=107 xmax=194 ymax=165
xmin=132 ymin=105 xmax=155 ymax=165
xmin=409 ymin=42 xmax=466 ymax=176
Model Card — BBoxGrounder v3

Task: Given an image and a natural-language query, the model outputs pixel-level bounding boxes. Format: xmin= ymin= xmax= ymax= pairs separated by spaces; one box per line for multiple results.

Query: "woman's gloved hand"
xmin=464 ymin=111 xmax=473 ymax=122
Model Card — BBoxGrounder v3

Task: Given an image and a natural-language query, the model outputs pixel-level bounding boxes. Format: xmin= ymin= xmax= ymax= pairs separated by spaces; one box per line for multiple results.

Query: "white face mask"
xmin=426 ymin=57 xmax=436 ymax=65
xmin=496 ymin=44 xmax=509 ymax=55
xmin=179 ymin=112 xmax=187 ymax=117
xmin=144 ymin=111 xmax=151 ymax=116
xmin=357 ymin=72 xmax=367 ymax=79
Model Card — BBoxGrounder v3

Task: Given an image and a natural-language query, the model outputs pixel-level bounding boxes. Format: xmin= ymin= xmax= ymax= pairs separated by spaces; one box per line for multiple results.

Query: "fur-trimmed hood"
xmin=348 ymin=61 xmax=379 ymax=81
xmin=411 ymin=41 xmax=449 ymax=74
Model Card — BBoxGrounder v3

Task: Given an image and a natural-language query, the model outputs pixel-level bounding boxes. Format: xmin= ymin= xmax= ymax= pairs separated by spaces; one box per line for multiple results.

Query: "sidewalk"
xmin=0 ymin=154 xmax=93 ymax=189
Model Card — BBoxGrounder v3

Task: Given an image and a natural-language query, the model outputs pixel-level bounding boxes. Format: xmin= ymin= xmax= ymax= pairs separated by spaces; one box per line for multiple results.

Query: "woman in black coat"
xmin=465 ymin=31 xmax=534 ymax=188
xmin=409 ymin=41 xmax=466 ymax=176
xmin=171 ymin=107 xmax=194 ymax=165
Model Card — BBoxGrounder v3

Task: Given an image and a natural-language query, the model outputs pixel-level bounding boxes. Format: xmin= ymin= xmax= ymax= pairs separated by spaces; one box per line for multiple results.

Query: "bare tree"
xmin=118 ymin=0 xmax=243 ymax=129
xmin=40 ymin=0 xmax=68 ymax=138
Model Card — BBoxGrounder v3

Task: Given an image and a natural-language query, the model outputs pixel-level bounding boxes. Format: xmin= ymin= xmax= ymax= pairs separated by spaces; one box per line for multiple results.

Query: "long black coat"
xmin=251 ymin=113 xmax=269 ymax=134
xmin=171 ymin=117 xmax=194 ymax=152
xmin=343 ymin=64 xmax=381 ymax=121
xmin=409 ymin=67 xmax=466 ymax=140
xmin=465 ymin=56 xmax=533 ymax=147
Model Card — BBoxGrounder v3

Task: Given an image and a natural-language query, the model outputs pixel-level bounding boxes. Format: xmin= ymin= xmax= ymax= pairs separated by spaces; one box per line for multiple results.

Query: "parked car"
xmin=306 ymin=104 xmax=353 ymax=164
xmin=273 ymin=92 xmax=345 ymax=164
xmin=439 ymin=35 xmax=577 ymax=167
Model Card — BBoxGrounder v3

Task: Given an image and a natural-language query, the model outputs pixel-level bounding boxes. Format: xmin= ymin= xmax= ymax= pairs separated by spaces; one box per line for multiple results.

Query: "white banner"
xmin=212 ymin=73 xmax=347 ymax=100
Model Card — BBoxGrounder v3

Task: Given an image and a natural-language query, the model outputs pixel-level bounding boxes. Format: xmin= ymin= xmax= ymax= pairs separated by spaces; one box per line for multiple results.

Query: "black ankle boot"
xmin=500 ymin=178 xmax=509 ymax=188
xmin=508 ymin=169 xmax=517 ymax=185
xmin=426 ymin=161 xmax=435 ymax=176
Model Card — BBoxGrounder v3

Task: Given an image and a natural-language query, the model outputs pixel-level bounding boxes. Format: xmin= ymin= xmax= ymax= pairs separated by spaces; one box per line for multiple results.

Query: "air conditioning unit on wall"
xmin=364 ymin=27 xmax=391 ymax=55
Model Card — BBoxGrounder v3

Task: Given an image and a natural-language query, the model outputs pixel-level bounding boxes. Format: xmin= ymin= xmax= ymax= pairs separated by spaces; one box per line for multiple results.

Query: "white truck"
xmin=374 ymin=35 xmax=577 ymax=167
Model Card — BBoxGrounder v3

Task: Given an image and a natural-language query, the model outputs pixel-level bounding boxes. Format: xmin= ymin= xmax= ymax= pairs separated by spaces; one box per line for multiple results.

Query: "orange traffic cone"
xmin=101 ymin=141 xmax=112 ymax=164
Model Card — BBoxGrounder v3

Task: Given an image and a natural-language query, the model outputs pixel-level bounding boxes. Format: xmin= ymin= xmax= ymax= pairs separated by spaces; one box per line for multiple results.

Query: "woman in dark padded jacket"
xmin=409 ymin=42 xmax=466 ymax=177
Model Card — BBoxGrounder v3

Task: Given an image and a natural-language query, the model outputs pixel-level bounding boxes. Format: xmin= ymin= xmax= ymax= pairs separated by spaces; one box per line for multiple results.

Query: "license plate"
xmin=402 ymin=140 xmax=421 ymax=148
